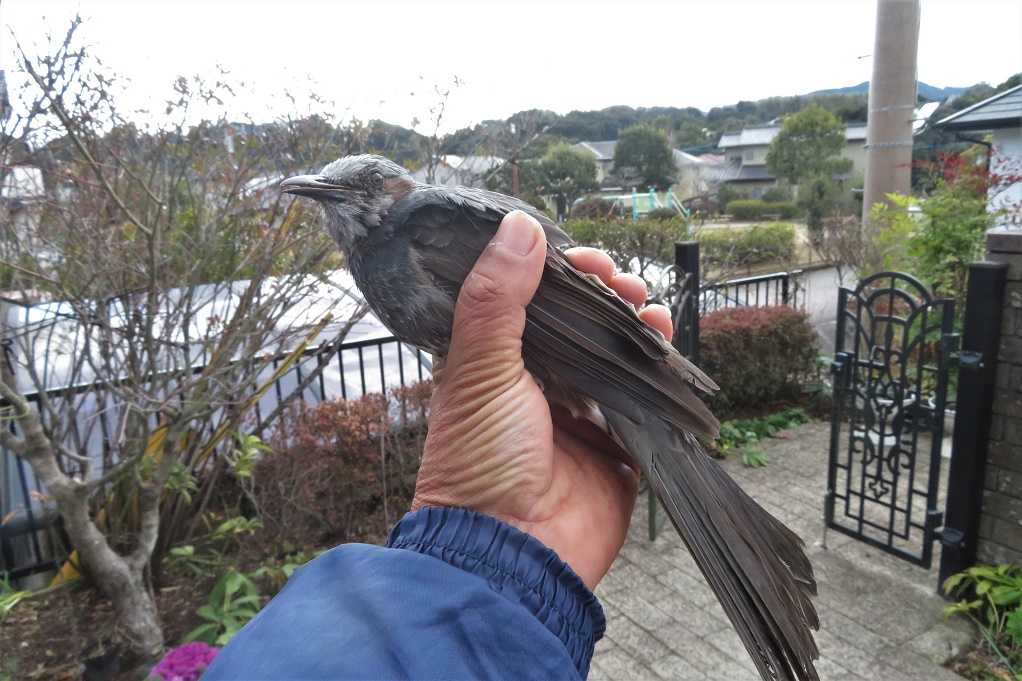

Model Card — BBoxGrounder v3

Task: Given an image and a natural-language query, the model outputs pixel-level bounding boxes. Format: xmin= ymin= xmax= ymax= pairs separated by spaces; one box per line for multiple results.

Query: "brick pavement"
xmin=590 ymin=421 xmax=974 ymax=681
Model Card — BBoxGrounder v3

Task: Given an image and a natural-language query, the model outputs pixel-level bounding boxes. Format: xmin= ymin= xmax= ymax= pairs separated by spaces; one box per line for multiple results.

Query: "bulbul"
xmin=282 ymin=155 xmax=820 ymax=681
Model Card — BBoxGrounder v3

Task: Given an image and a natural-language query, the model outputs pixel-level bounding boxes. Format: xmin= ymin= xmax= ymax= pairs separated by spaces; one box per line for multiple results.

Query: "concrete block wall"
xmin=980 ymin=227 xmax=1022 ymax=565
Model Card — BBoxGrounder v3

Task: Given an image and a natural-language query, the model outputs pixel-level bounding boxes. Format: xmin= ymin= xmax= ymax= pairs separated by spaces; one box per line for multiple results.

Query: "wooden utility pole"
xmin=862 ymin=0 xmax=921 ymax=224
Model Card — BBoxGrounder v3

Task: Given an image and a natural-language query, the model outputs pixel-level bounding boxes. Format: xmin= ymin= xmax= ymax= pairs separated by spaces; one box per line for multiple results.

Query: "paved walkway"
xmin=591 ymin=421 xmax=974 ymax=681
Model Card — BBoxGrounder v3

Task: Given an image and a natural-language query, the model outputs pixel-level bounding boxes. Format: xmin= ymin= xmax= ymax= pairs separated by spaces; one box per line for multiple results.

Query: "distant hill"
xmin=809 ymin=81 xmax=968 ymax=101
xmin=442 ymin=82 xmax=979 ymax=157
xmin=238 ymin=78 xmax=1005 ymax=168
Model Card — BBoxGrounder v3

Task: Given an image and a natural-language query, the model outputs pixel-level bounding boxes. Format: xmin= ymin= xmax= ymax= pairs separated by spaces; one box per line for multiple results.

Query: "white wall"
xmin=991 ymin=127 xmax=1022 ymax=227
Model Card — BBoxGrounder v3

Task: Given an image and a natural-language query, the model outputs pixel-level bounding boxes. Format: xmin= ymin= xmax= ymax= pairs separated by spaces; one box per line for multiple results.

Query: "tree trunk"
xmin=108 ymin=570 xmax=164 ymax=661
xmin=58 ymin=489 xmax=164 ymax=661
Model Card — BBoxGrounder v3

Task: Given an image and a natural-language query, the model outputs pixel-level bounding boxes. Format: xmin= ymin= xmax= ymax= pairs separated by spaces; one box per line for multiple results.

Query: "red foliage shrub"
xmin=254 ymin=380 xmax=432 ymax=544
xmin=699 ymin=306 xmax=818 ymax=415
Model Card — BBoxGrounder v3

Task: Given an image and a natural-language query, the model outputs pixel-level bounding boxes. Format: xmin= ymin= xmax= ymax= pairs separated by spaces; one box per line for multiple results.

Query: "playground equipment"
xmin=604 ymin=188 xmax=690 ymax=220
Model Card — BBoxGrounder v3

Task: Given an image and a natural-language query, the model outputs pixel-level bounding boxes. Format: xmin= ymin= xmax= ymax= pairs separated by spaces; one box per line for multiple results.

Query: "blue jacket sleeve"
xmin=201 ymin=507 xmax=605 ymax=680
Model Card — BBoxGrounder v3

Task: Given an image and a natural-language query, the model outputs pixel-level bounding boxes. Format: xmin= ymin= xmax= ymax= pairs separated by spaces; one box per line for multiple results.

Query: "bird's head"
xmin=281 ymin=154 xmax=413 ymax=252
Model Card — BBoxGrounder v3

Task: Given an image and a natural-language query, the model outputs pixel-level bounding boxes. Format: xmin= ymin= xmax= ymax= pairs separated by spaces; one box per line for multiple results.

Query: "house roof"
xmin=935 ymin=84 xmax=1022 ymax=131
xmin=718 ymin=123 xmax=868 ymax=149
xmin=453 ymin=155 xmax=504 ymax=175
xmin=673 ymin=149 xmax=707 ymax=166
xmin=576 ymin=140 xmax=714 ymax=167
xmin=575 ymin=140 xmax=617 ymax=161
xmin=717 ymin=132 xmax=741 ymax=148
xmin=409 ymin=155 xmax=505 ymax=187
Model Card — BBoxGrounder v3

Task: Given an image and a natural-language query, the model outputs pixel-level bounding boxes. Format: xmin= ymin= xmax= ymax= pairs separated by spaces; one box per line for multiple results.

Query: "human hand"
xmin=411 ymin=210 xmax=674 ymax=589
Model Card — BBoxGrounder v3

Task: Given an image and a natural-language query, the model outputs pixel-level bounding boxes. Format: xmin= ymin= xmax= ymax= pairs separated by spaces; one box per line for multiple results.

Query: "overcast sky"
xmin=3 ymin=0 xmax=1021 ymax=134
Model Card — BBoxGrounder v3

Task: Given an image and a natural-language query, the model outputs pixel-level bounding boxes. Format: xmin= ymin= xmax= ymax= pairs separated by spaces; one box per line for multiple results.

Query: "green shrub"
xmin=562 ymin=217 xmax=688 ymax=282
xmin=522 ymin=192 xmax=551 ymax=216
xmin=943 ymin=563 xmax=1022 ymax=674
xmin=186 ymin=569 xmax=263 ymax=645
xmin=726 ymin=198 xmax=800 ymax=221
xmin=715 ymin=407 xmax=811 ymax=467
xmin=767 ymin=201 xmax=801 ymax=219
xmin=717 ymin=184 xmax=743 ymax=209
xmin=645 ymin=207 xmax=681 ymax=221
xmin=698 ymin=223 xmax=796 ymax=269
xmin=570 ymin=196 xmax=618 ymax=219
xmin=761 ymin=187 xmax=791 ymax=203
xmin=726 ymin=199 xmax=767 ymax=220
xmin=699 ymin=305 xmax=818 ymax=415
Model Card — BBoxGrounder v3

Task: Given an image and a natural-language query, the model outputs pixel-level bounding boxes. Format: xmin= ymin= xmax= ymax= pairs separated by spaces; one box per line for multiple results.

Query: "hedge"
xmin=561 ymin=217 xmax=688 ymax=276
xmin=699 ymin=305 xmax=818 ymax=415
xmin=726 ymin=199 xmax=766 ymax=220
xmin=770 ymin=201 xmax=801 ymax=219
xmin=698 ymin=222 xmax=796 ymax=268
xmin=725 ymin=199 xmax=802 ymax=221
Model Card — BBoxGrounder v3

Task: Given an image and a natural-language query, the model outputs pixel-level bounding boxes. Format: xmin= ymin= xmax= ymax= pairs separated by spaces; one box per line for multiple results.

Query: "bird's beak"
xmin=280 ymin=174 xmax=351 ymax=200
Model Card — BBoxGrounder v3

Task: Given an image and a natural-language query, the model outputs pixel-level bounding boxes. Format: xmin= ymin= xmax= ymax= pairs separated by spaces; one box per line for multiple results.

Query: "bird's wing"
xmin=391 ymin=185 xmax=573 ymax=249
xmin=391 ymin=185 xmax=719 ymax=437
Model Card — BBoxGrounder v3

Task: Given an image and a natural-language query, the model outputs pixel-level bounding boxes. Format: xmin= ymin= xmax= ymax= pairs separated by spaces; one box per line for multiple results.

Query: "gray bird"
xmin=282 ymin=155 xmax=820 ymax=681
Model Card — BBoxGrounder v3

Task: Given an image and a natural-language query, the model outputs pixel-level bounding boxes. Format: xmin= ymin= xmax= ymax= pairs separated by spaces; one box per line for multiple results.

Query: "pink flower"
xmin=151 ymin=642 xmax=220 ymax=681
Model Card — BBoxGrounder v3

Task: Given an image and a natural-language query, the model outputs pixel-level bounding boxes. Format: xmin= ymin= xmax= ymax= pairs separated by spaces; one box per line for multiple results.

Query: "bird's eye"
xmin=370 ymin=171 xmax=384 ymax=188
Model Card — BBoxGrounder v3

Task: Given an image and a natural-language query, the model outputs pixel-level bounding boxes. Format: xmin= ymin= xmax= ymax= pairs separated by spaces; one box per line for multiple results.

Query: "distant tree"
xmin=613 ymin=125 xmax=675 ymax=190
xmin=797 ymin=174 xmax=840 ymax=239
xmin=673 ymin=118 xmax=712 ymax=147
xmin=570 ymin=196 xmax=619 ymax=220
xmin=761 ymin=185 xmax=792 ymax=203
xmin=411 ymin=78 xmax=460 ymax=184
xmin=484 ymin=158 xmax=542 ymax=196
xmin=766 ymin=104 xmax=852 ymax=185
xmin=535 ymin=144 xmax=598 ymax=220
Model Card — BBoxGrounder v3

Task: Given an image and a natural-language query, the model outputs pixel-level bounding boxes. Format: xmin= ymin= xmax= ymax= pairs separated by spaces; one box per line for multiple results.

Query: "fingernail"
xmin=498 ymin=210 xmax=540 ymax=256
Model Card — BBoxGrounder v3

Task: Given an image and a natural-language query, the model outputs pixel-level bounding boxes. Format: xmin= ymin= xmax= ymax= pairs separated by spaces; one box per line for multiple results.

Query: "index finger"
xmin=564 ymin=247 xmax=616 ymax=285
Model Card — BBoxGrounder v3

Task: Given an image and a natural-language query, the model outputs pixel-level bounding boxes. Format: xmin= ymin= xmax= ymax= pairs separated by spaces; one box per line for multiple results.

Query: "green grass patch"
xmin=714 ymin=407 xmax=811 ymax=467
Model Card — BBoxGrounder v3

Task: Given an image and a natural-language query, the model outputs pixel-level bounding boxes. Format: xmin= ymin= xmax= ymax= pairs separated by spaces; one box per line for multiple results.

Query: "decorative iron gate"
xmin=825 ymin=272 xmax=956 ymax=567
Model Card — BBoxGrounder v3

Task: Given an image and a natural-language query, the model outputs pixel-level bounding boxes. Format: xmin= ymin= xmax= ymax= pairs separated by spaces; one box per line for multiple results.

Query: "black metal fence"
xmin=701 ymin=270 xmax=803 ymax=314
xmin=0 ymin=333 xmax=431 ymax=580
xmin=659 ymin=242 xmax=806 ymax=358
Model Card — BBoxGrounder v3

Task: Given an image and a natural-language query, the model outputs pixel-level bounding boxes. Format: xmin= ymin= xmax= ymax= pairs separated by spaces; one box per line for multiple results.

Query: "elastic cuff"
xmin=387 ymin=506 xmax=605 ymax=677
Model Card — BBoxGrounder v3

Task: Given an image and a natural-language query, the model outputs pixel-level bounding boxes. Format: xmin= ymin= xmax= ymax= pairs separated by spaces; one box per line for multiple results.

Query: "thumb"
xmin=446 ymin=210 xmax=546 ymax=366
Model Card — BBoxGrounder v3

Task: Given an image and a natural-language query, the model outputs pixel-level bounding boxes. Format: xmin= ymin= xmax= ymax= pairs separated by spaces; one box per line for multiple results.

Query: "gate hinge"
xmin=830 ymin=351 xmax=853 ymax=383
xmin=958 ymin=350 xmax=984 ymax=370
xmin=936 ymin=526 xmax=965 ymax=549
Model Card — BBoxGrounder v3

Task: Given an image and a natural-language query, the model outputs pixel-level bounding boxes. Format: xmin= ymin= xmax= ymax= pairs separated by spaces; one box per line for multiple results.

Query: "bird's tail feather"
xmin=604 ymin=410 xmax=820 ymax=681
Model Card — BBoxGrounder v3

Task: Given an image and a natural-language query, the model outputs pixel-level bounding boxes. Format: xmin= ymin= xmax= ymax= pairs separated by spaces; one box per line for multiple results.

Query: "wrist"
xmin=388 ymin=506 xmax=605 ymax=678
